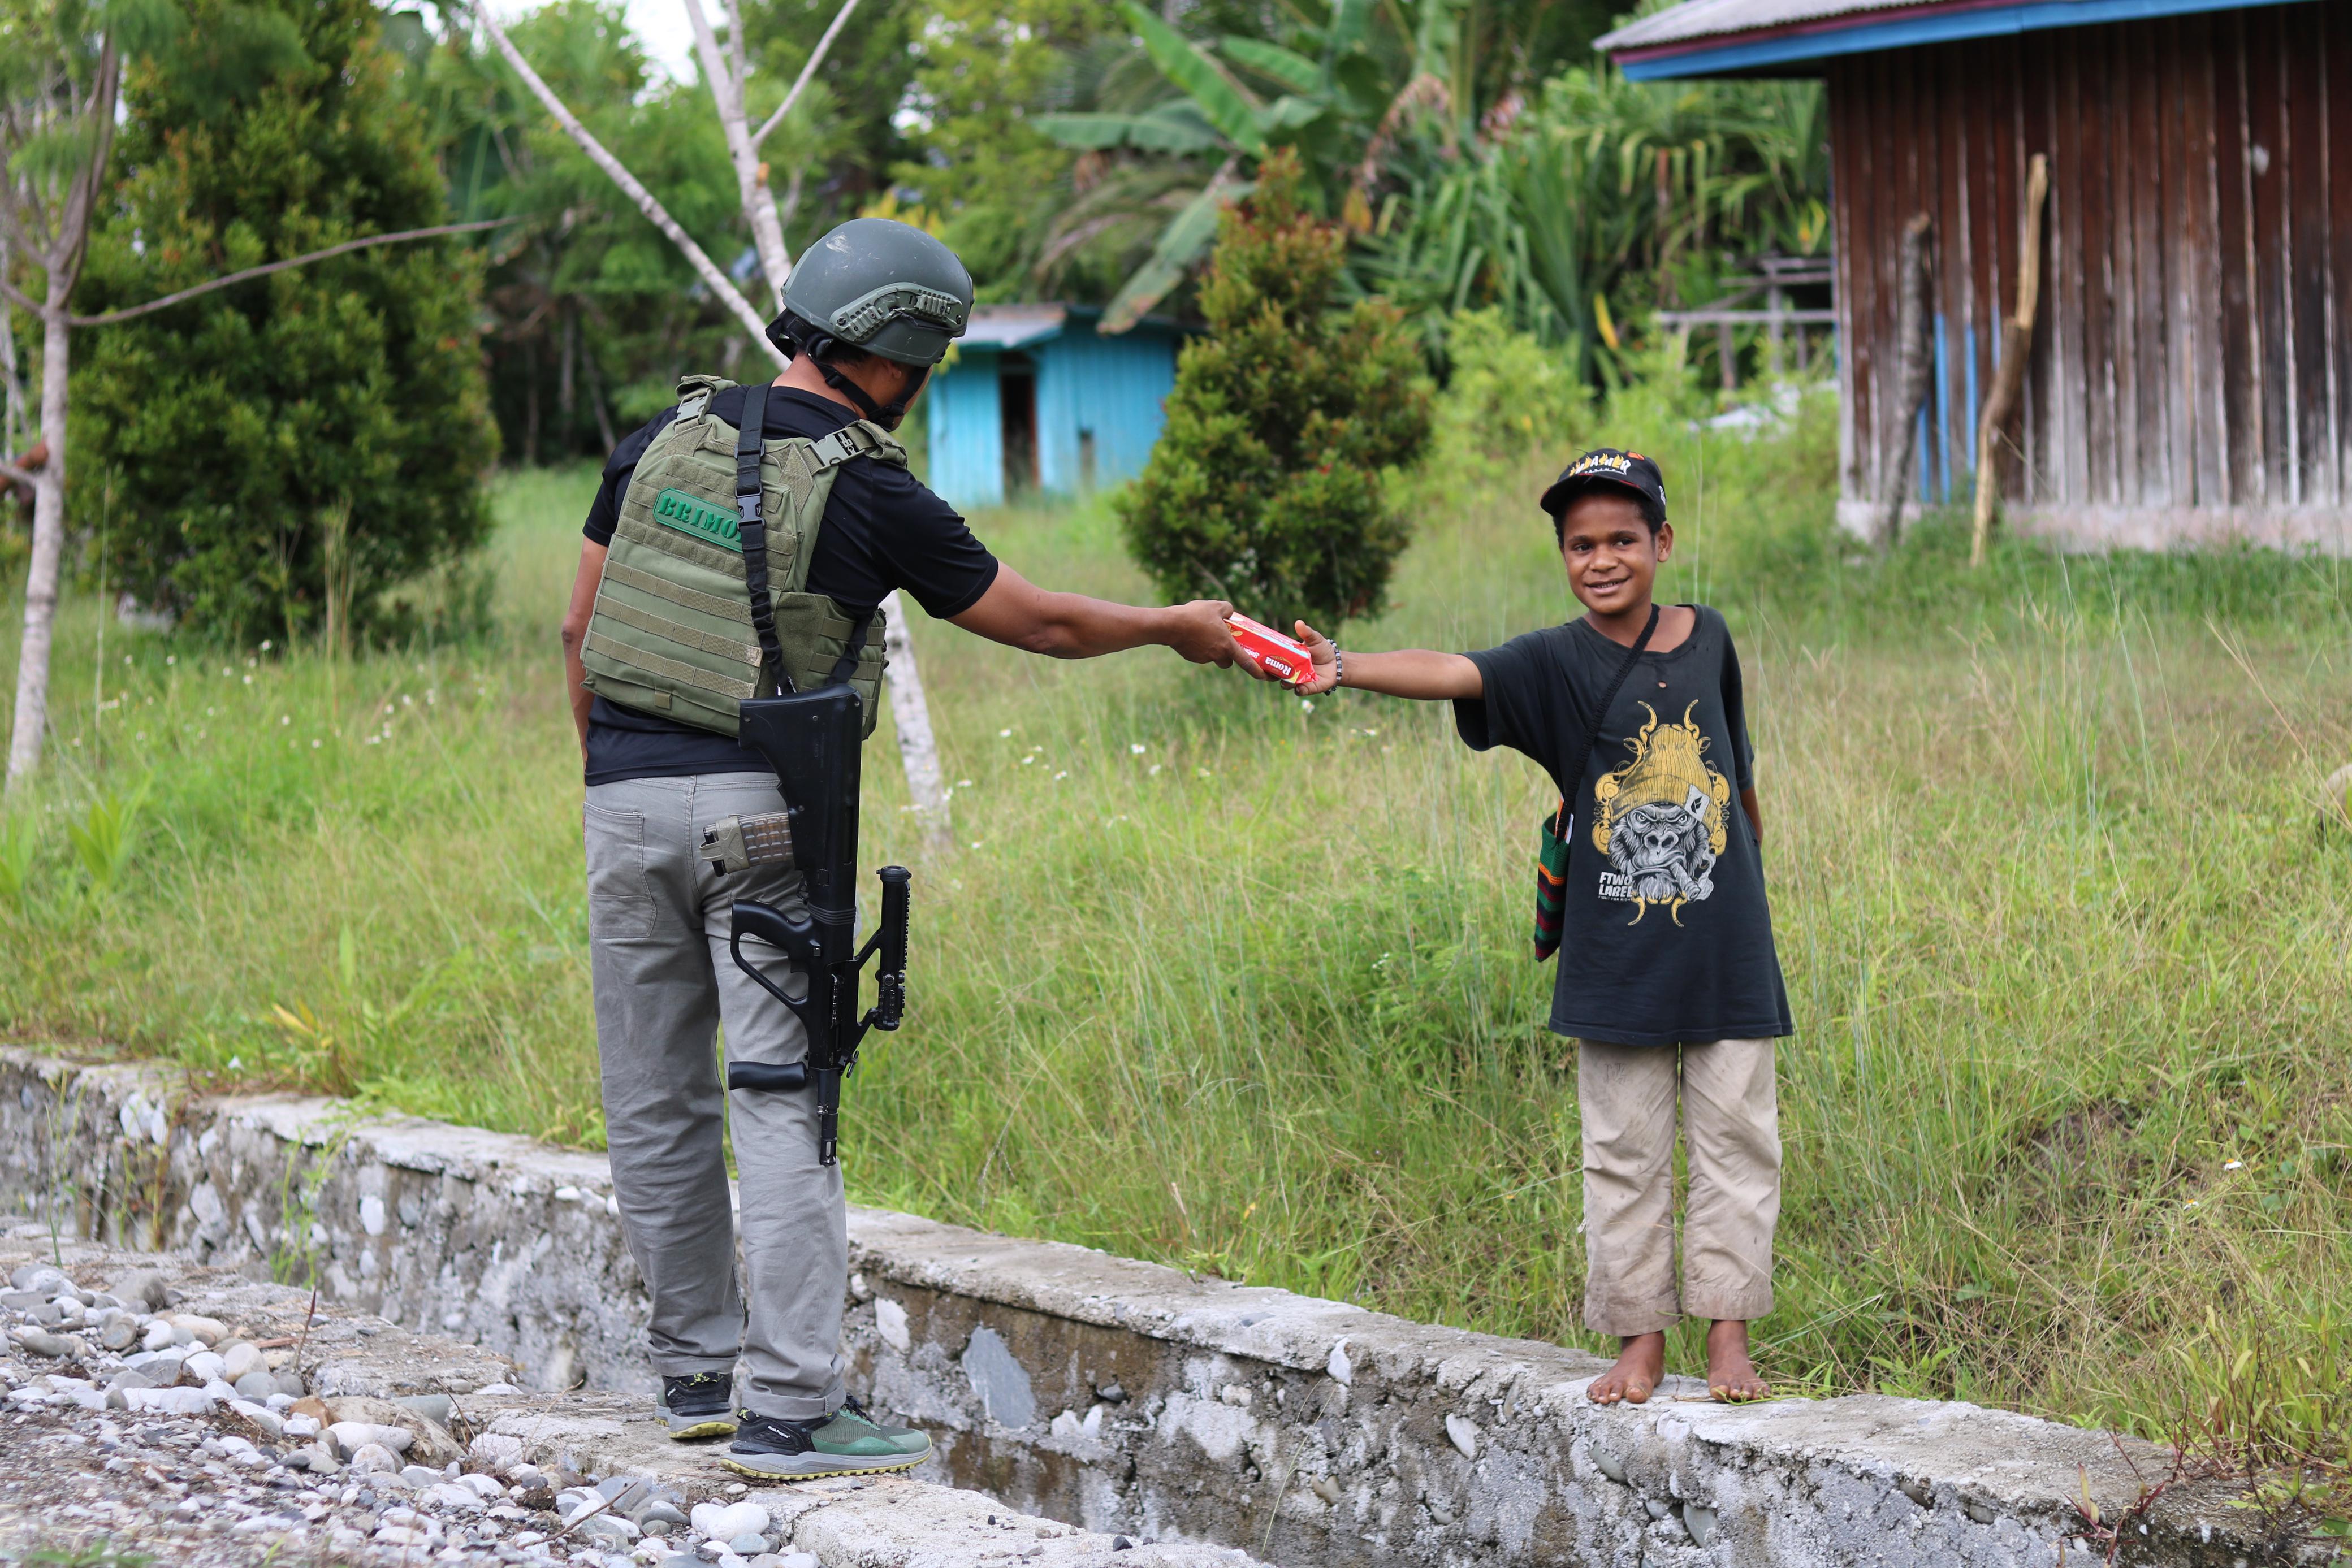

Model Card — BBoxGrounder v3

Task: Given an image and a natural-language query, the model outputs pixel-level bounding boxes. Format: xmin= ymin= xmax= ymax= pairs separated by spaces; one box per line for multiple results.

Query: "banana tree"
xmin=1034 ymin=0 xmax=1451 ymax=330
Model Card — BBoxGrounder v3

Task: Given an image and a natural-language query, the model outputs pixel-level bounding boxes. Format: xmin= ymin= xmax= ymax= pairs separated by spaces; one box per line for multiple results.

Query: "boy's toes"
xmin=1708 ymin=1372 xmax=1769 ymax=1402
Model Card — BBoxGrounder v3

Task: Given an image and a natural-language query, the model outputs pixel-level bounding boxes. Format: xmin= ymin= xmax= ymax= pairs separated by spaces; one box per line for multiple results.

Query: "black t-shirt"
xmin=1454 ymin=605 xmax=1793 ymax=1045
xmin=580 ymin=386 xmax=1000 ymax=785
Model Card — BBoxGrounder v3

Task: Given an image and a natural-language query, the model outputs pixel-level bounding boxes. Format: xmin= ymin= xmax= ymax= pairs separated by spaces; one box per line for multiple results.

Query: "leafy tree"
xmin=1116 ymin=150 xmax=1429 ymax=631
xmin=71 ymin=0 xmax=499 ymax=644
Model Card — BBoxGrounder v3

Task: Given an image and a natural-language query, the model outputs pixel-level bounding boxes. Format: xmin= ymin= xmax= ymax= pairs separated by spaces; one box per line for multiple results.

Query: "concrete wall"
xmin=1 ymin=1048 xmax=2303 ymax=1567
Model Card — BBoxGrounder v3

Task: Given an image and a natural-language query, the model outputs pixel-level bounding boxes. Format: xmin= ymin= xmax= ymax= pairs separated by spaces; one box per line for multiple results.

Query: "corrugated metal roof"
xmin=1598 ymin=0 xmax=1927 ymax=52
xmin=1598 ymin=0 xmax=2307 ymax=71
xmin=961 ymin=305 xmax=1069 ymax=351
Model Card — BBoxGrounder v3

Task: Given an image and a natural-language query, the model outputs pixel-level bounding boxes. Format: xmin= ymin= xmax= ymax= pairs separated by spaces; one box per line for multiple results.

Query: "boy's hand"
xmin=1290 ymin=621 xmax=1341 ymax=696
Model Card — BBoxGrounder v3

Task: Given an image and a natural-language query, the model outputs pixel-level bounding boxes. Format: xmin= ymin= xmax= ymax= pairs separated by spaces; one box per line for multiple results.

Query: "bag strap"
xmin=1551 ymin=604 xmax=1661 ymax=835
xmin=733 ymin=383 xmax=790 ymax=694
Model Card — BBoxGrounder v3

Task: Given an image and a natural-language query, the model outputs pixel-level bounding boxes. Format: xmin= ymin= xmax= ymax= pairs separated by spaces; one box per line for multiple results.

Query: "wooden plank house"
xmin=1599 ymin=0 xmax=2352 ymax=552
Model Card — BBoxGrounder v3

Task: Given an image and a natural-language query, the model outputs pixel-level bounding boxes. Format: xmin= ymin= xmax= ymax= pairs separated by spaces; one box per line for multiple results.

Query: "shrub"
xmin=72 ymin=0 xmax=498 ymax=646
xmin=1428 ymin=308 xmax=1595 ymax=478
xmin=1115 ymin=149 xmax=1431 ymax=631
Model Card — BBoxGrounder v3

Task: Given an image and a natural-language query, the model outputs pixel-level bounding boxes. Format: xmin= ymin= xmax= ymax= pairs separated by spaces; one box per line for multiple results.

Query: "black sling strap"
xmin=733 ymin=383 xmax=790 ymax=693
xmin=1557 ymin=603 xmax=1659 ymax=836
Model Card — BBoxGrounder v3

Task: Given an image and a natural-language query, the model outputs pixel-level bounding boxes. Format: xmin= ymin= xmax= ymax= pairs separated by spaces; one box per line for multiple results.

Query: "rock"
xmin=98 ymin=1316 xmax=139 ymax=1352
xmin=690 ymin=1501 xmax=769 ymax=1543
xmin=727 ymin=1533 xmax=771 ymax=1556
xmin=323 ymin=1394 xmax=462 ymax=1465
xmin=184 ymin=1349 xmax=227 ymax=1383
xmin=1096 ymin=1381 xmax=1126 ymax=1404
xmin=328 ymin=1422 xmax=414 ymax=1459
xmin=456 ymin=1472 xmax=503 ymax=1500
xmin=1445 ymin=1413 xmax=1481 ymax=1460
xmin=288 ymin=1395 xmax=331 ymax=1422
xmin=776 ymin=1556 xmax=819 ymax=1568
xmin=273 ymin=1369 xmax=307 ymax=1398
xmin=401 ymin=1463 xmax=446 ymax=1488
xmin=124 ymin=1385 xmax=214 ymax=1416
xmin=425 ymin=1481 xmax=487 ymax=1511
xmin=222 ymin=1341 xmax=263 ymax=1381
xmin=393 ymin=1392 xmax=454 ymax=1426
xmin=469 ymin=1433 xmax=526 ymax=1474
xmin=580 ymin=1513 xmax=641 ymax=1545
xmin=9 ymin=1326 xmax=81 ymax=1359
xmin=234 ymin=1371 xmax=277 ymax=1402
xmin=9 ymin=1264 xmax=67 ymax=1293
xmin=640 ymin=1501 xmax=689 ymax=1528
xmin=170 ymin=1314 xmax=228 ymax=1345
xmin=140 ymin=1320 xmax=175 ymax=1352
xmin=348 ymin=1442 xmax=402 ymax=1475
xmin=108 ymin=1269 xmax=171 ymax=1311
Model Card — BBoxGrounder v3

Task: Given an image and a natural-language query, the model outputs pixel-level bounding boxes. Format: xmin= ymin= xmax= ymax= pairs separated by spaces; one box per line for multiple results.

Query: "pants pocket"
xmin=583 ymin=799 xmax=658 ymax=940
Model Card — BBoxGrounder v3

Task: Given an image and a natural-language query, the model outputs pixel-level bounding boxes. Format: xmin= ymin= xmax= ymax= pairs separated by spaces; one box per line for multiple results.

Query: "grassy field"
xmin=3 ymin=384 xmax=2350 ymax=1474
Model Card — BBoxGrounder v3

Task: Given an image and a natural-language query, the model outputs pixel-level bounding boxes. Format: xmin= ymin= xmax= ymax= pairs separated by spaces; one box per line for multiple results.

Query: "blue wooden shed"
xmin=924 ymin=305 xmax=1187 ymax=510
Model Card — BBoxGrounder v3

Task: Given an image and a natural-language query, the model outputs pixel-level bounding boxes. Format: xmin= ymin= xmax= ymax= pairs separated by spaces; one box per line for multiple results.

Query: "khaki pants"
xmin=586 ymin=772 xmax=845 ymax=1422
xmin=1577 ymin=1038 xmax=1780 ymax=1336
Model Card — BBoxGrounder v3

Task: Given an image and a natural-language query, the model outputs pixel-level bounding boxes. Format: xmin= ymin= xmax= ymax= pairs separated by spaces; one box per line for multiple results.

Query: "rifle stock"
xmin=707 ymin=684 xmax=911 ymax=1166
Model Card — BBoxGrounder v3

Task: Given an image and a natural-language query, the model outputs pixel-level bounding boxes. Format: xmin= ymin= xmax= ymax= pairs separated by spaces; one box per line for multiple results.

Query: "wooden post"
xmin=1878 ymin=214 xmax=1935 ymax=549
xmin=1970 ymin=154 xmax=2050 ymax=568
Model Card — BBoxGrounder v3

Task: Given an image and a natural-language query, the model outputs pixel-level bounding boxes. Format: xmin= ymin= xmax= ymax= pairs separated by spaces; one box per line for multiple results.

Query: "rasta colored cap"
xmin=1540 ymin=448 xmax=1667 ymax=524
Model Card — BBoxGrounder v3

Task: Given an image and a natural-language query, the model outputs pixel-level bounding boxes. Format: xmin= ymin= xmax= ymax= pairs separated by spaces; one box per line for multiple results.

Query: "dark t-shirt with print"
xmin=1453 ymin=605 xmax=1792 ymax=1045
xmin=578 ymin=385 xmax=1000 ymax=785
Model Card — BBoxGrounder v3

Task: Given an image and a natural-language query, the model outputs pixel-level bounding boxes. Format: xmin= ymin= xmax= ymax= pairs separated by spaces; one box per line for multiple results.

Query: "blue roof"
xmin=1597 ymin=0 xmax=2318 ymax=77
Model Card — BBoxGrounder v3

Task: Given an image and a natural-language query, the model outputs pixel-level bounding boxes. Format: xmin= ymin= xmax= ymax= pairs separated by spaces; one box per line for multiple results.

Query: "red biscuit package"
xmin=1225 ymin=613 xmax=1317 ymax=687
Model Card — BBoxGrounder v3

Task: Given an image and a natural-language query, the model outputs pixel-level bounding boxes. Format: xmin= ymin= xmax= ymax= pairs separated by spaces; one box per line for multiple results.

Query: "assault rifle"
xmin=701 ymin=682 xmax=909 ymax=1167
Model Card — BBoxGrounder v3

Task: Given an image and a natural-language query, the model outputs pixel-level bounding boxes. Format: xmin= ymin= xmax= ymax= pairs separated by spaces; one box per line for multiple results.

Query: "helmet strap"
xmin=816 ymin=356 xmax=925 ymax=431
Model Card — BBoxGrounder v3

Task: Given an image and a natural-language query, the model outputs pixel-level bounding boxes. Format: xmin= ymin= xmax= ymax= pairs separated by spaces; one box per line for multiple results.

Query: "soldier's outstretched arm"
xmin=949 ymin=564 xmax=1243 ymax=667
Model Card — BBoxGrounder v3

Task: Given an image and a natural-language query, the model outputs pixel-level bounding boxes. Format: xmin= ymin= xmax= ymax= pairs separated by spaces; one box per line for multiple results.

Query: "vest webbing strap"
xmin=735 ymin=383 xmax=788 ymax=692
xmin=613 ymin=513 xmax=742 ymax=577
xmin=600 ymin=560 xmax=754 ymax=625
xmin=583 ymin=629 xmax=756 ymax=701
xmin=594 ymin=597 xmax=762 ymax=666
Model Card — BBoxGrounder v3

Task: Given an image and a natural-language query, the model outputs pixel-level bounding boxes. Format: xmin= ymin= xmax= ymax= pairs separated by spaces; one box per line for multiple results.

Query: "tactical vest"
xmin=579 ymin=376 xmax=894 ymax=739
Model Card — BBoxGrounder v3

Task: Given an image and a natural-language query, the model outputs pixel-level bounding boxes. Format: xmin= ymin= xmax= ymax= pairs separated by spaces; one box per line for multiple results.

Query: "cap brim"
xmin=1540 ymin=473 xmax=1650 ymax=519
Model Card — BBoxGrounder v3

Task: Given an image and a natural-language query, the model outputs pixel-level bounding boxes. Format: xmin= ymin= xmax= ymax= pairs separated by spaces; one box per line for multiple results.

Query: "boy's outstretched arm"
xmin=1286 ymin=622 xmax=1481 ymax=700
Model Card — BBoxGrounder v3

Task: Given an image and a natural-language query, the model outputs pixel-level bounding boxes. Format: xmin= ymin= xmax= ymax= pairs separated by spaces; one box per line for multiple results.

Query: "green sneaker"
xmin=720 ymin=1396 xmax=931 ymax=1480
xmin=658 ymin=1372 xmax=738 ymax=1440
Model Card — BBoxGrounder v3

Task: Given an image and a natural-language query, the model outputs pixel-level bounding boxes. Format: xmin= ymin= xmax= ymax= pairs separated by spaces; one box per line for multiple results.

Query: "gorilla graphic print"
xmin=1590 ymin=702 xmax=1732 ymax=925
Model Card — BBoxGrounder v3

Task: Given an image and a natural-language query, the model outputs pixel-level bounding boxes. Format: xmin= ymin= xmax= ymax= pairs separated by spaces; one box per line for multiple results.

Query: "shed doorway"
xmin=998 ymin=353 xmax=1038 ymax=496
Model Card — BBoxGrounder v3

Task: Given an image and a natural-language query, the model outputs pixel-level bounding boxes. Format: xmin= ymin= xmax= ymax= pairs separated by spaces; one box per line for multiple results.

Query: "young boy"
xmin=1285 ymin=448 xmax=1793 ymax=1404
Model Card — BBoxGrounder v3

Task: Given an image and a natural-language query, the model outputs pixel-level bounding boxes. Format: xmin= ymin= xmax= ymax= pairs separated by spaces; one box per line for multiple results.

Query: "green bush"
xmin=1428 ymin=308 xmax=1595 ymax=477
xmin=72 ymin=0 xmax=498 ymax=646
xmin=1115 ymin=149 xmax=1432 ymax=630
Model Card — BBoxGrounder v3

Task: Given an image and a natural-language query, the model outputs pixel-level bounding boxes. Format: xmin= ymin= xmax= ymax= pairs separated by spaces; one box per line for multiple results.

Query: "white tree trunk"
xmin=682 ymin=0 xmax=792 ymax=315
xmin=470 ymin=0 xmax=781 ymax=363
xmin=7 ymin=304 xmax=70 ymax=791
xmin=880 ymin=592 xmax=949 ymax=850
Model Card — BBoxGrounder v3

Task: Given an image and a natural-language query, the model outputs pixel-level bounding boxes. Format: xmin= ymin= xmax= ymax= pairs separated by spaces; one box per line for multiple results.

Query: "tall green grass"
xmin=2 ymin=397 xmax=2349 ymax=1467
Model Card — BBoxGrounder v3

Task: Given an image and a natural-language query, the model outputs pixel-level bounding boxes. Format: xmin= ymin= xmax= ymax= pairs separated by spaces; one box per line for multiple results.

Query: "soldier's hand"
xmin=1164 ymin=600 xmax=1242 ymax=667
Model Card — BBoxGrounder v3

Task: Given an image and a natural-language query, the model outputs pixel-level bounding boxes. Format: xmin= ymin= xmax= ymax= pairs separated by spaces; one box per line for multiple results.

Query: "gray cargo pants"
xmin=585 ymin=771 xmax=843 ymax=1421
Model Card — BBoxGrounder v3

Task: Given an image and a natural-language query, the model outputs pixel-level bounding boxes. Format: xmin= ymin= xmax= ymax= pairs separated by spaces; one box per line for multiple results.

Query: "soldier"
xmin=557 ymin=218 xmax=1243 ymax=1478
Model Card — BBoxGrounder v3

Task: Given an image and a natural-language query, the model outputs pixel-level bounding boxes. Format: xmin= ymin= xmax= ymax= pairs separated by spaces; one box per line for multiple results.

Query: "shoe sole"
xmin=666 ymin=1415 xmax=738 ymax=1440
xmin=717 ymin=1448 xmax=929 ymax=1482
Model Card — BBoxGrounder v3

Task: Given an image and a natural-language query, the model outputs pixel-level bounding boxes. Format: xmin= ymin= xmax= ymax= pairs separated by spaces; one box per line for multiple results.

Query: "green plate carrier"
xmin=579 ymin=374 xmax=900 ymax=738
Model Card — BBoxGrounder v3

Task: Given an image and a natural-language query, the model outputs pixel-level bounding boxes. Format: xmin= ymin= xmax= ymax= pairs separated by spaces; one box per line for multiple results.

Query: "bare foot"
xmin=1705 ymin=1320 xmax=1768 ymax=1402
xmin=1586 ymin=1332 xmax=1666 ymax=1405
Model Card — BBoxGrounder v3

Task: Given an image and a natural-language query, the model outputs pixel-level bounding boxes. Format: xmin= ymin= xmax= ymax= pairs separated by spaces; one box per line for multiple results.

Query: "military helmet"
xmin=774 ymin=218 xmax=972 ymax=367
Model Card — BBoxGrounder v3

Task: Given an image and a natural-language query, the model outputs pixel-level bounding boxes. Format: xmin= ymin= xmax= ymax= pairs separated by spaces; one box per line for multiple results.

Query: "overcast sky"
xmin=473 ymin=0 xmax=702 ymax=84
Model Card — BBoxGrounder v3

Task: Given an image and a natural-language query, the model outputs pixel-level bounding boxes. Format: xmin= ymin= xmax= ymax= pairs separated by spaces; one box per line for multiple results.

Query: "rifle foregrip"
xmin=875 ymin=865 xmax=910 ymax=1030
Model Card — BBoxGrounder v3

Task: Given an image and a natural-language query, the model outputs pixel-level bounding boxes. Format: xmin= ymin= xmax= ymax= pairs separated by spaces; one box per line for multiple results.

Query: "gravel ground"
xmin=0 ymin=1228 xmax=1221 ymax=1568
